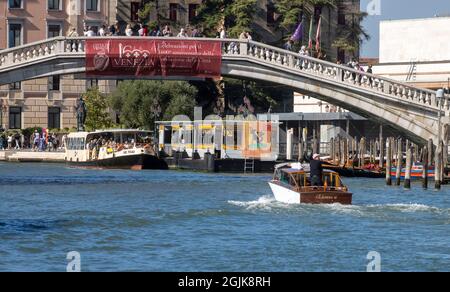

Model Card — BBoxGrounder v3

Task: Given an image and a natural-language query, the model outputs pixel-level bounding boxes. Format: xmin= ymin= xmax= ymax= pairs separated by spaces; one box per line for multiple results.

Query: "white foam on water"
xmin=367 ymin=203 xmax=443 ymax=213
xmin=228 ymin=195 xmax=287 ymax=211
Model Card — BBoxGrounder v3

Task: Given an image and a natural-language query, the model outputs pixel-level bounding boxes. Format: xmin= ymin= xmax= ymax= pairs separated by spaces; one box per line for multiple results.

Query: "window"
xmin=48 ymin=24 xmax=61 ymax=38
xmin=8 ymin=23 xmax=22 ymax=48
xmin=188 ymin=4 xmax=198 ymax=23
xmin=67 ymin=137 xmax=85 ymax=150
xmin=169 ymin=3 xmax=178 ymax=22
xmin=314 ymin=5 xmax=322 ymax=23
xmin=337 ymin=49 xmax=345 ymax=63
xmin=9 ymin=82 xmax=21 ymax=90
xmin=48 ymin=0 xmax=60 ymax=10
xmin=338 ymin=11 xmax=346 ymax=25
xmin=49 ymin=75 xmax=60 ymax=91
xmin=266 ymin=3 xmax=276 ymax=25
xmin=131 ymin=2 xmax=140 ymax=22
xmin=48 ymin=107 xmax=61 ymax=129
xmin=9 ymin=107 xmax=21 ymax=129
xmin=8 ymin=0 xmax=22 ymax=9
xmin=86 ymin=0 xmax=99 ymax=12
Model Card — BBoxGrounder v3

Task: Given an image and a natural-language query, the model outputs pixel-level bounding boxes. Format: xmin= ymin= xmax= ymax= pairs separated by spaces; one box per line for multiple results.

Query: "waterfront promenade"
xmin=0 ymin=150 xmax=64 ymax=163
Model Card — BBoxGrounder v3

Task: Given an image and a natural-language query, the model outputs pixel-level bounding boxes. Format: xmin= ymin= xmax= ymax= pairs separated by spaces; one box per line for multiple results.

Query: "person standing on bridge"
xmin=163 ymin=25 xmax=172 ymax=37
xmin=284 ymin=40 xmax=293 ymax=51
xmin=125 ymin=24 xmax=133 ymax=37
xmin=219 ymin=27 xmax=227 ymax=39
xmin=67 ymin=27 xmax=78 ymax=37
xmin=177 ymin=28 xmax=188 ymax=38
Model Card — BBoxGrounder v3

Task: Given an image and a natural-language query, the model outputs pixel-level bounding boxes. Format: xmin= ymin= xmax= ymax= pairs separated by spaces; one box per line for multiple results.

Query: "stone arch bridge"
xmin=0 ymin=37 xmax=448 ymax=145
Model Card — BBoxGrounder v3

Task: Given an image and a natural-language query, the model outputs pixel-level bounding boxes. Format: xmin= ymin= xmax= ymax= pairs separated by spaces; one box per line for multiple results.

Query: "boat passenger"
xmin=310 ymin=153 xmax=324 ymax=186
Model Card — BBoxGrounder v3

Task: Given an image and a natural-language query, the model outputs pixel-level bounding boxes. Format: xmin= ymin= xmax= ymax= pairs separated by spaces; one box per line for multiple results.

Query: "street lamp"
xmin=437 ymin=89 xmax=444 ymax=143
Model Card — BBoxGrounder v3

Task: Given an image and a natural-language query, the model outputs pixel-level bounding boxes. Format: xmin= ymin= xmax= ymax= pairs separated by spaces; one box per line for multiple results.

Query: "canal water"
xmin=0 ymin=162 xmax=449 ymax=271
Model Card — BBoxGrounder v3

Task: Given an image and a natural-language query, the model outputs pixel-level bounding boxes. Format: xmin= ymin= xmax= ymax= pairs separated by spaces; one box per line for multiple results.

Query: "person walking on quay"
xmin=7 ymin=134 xmax=13 ymax=150
xmin=14 ymin=132 xmax=20 ymax=150
xmin=33 ymin=130 xmax=40 ymax=151
xmin=0 ymin=135 xmax=4 ymax=150
xmin=310 ymin=153 xmax=324 ymax=186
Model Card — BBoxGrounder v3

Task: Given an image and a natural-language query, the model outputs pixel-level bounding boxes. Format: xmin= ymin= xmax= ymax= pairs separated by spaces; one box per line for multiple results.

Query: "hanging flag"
xmin=290 ymin=21 xmax=303 ymax=42
xmin=315 ymin=16 xmax=322 ymax=52
xmin=308 ymin=17 xmax=314 ymax=49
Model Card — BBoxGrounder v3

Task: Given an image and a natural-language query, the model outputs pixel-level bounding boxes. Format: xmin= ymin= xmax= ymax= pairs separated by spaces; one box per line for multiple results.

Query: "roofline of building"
xmin=380 ymin=16 xmax=450 ymax=24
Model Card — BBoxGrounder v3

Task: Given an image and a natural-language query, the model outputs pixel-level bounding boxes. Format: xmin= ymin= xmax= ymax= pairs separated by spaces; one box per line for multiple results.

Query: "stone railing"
xmin=0 ymin=37 xmax=448 ymax=113
xmin=220 ymin=38 xmax=449 ymax=113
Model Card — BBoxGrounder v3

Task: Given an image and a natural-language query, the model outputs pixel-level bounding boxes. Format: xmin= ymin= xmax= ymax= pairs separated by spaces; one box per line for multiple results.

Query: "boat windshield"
xmin=322 ymin=172 xmax=342 ymax=187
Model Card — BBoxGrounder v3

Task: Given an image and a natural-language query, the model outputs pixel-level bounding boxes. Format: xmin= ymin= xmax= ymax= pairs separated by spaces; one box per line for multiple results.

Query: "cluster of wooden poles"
xmin=329 ymin=136 xmax=384 ymax=169
xmin=385 ymin=138 xmax=447 ymax=190
xmin=327 ymin=136 xmax=447 ymax=190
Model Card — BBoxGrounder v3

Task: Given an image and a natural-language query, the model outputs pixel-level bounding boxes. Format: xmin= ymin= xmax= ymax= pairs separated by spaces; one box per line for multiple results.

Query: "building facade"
xmin=0 ymin=0 xmax=115 ymax=130
xmin=373 ymin=17 xmax=450 ymax=90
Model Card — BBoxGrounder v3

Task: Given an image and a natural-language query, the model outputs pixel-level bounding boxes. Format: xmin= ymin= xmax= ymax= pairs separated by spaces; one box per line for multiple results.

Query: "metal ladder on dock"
xmin=244 ymin=158 xmax=255 ymax=174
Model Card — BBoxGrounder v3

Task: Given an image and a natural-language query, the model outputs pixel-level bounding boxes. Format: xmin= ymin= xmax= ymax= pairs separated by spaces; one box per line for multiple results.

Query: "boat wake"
xmin=228 ymin=195 xmax=289 ymax=211
xmin=228 ymin=196 xmax=450 ymax=217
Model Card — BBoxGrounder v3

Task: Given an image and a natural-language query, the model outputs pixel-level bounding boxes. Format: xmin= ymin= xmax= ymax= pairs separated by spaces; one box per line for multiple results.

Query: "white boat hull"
xmin=268 ymin=181 xmax=300 ymax=204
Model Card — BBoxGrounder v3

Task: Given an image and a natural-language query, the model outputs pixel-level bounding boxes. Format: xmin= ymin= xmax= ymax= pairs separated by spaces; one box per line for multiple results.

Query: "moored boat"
xmin=322 ymin=162 xmax=385 ymax=178
xmin=268 ymin=163 xmax=352 ymax=205
xmin=65 ymin=129 xmax=168 ymax=170
xmin=389 ymin=163 xmax=434 ymax=179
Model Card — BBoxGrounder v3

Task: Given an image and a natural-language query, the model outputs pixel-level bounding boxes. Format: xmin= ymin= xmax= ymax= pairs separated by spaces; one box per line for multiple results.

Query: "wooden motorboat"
xmin=389 ymin=163 xmax=434 ymax=179
xmin=268 ymin=163 xmax=352 ymax=205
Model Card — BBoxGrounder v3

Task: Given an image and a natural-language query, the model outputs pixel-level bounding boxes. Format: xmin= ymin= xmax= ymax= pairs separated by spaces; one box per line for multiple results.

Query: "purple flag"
xmin=290 ymin=21 xmax=303 ymax=42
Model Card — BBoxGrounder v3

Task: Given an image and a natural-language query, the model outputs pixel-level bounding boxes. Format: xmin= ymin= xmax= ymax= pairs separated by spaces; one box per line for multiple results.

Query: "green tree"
xmin=193 ymin=0 xmax=257 ymax=38
xmin=84 ymin=87 xmax=113 ymax=131
xmin=274 ymin=0 xmax=337 ymax=29
xmin=332 ymin=11 xmax=370 ymax=58
xmin=109 ymin=80 xmax=198 ymax=129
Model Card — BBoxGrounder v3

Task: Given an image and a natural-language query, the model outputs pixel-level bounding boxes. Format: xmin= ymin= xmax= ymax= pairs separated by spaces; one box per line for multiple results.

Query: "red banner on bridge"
xmin=85 ymin=39 xmax=222 ymax=79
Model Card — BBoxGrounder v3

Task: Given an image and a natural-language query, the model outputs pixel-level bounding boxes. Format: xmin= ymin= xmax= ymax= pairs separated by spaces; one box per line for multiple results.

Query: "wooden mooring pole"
xmin=435 ymin=141 xmax=443 ymax=190
xmin=396 ymin=138 xmax=402 ymax=186
xmin=404 ymin=146 xmax=412 ymax=189
xmin=386 ymin=137 xmax=392 ymax=186
xmin=422 ymin=146 xmax=428 ymax=189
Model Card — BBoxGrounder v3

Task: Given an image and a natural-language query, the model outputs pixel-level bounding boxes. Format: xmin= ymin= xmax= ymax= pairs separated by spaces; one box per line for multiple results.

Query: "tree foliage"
xmin=109 ymin=80 xmax=197 ymax=129
xmin=193 ymin=0 xmax=257 ymax=38
xmin=332 ymin=11 xmax=370 ymax=57
xmin=274 ymin=0 xmax=337 ymax=29
xmin=84 ymin=87 xmax=113 ymax=131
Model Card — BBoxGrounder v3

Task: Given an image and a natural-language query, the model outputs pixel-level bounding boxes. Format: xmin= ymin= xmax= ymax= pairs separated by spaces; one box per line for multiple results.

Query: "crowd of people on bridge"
xmin=67 ymin=22 xmax=214 ymax=39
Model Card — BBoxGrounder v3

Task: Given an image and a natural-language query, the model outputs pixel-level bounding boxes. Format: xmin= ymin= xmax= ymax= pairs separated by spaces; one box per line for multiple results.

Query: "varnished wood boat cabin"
xmin=269 ymin=164 xmax=352 ymax=205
